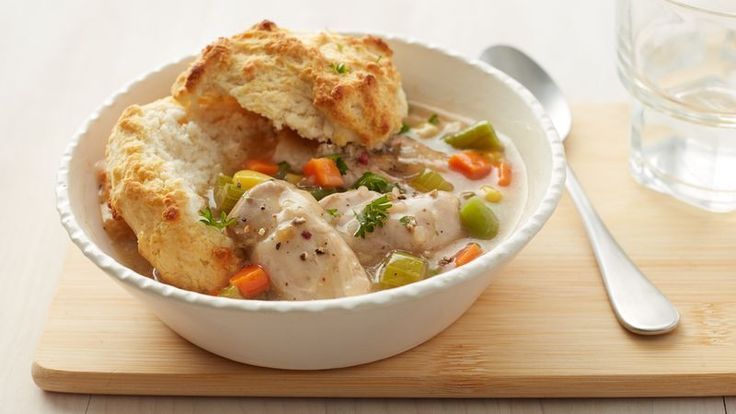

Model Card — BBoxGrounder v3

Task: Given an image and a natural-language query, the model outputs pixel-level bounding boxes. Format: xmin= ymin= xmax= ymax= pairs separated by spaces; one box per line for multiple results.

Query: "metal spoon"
xmin=480 ymin=45 xmax=680 ymax=335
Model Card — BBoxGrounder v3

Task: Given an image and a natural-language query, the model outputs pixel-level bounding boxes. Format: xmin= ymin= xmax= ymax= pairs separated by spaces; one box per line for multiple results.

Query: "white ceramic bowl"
xmin=57 ymin=35 xmax=566 ymax=370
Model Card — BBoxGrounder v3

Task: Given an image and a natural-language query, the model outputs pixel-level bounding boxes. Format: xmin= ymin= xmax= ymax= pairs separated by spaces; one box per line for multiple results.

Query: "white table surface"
xmin=1 ymin=0 xmax=733 ymax=412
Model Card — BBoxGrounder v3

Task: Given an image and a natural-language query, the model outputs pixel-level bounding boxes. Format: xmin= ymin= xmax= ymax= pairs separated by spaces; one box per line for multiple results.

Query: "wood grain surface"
xmin=32 ymin=104 xmax=736 ymax=398
xmin=2 ymin=0 xmax=733 ymax=412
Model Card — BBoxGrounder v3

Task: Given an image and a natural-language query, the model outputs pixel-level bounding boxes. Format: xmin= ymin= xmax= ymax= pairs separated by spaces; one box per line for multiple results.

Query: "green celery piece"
xmin=460 ymin=196 xmax=499 ymax=239
xmin=444 ymin=121 xmax=504 ymax=151
xmin=216 ymin=183 xmax=245 ymax=214
xmin=410 ymin=170 xmax=454 ymax=192
xmin=216 ymin=173 xmax=233 ymax=188
xmin=379 ymin=251 xmax=428 ymax=289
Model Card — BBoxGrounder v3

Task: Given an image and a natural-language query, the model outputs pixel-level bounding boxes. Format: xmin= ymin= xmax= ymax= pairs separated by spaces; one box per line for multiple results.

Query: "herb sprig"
xmin=199 ymin=207 xmax=236 ymax=230
xmin=330 ymin=62 xmax=350 ymax=74
xmin=352 ymin=171 xmax=394 ymax=193
xmin=353 ymin=195 xmax=392 ymax=239
xmin=326 ymin=154 xmax=349 ymax=175
xmin=428 ymin=113 xmax=440 ymax=125
xmin=399 ymin=215 xmax=417 ymax=229
xmin=275 ymin=161 xmax=292 ymax=179
xmin=399 ymin=123 xmax=411 ymax=134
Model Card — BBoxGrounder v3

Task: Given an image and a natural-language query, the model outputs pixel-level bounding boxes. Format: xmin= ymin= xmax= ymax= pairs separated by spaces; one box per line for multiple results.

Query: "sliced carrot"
xmin=454 ymin=243 xmax=483 ymax=267
xmin=303 ymin=158 xmax=345 ymax=188
xmin=497 ymin=161 xmax=512 ymax=187
xmin=448 ymin=151 xmax=493 ymax=180
xmin=229 ymin=264 xmax=270 ymax=298
xmin=243 ymin=159 xmax=280 ymax=176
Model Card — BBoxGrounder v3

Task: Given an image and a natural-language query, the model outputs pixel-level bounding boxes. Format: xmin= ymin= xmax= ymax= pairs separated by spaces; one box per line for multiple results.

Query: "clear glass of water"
xmin=617 ymin=0 xmax=736 ymax=212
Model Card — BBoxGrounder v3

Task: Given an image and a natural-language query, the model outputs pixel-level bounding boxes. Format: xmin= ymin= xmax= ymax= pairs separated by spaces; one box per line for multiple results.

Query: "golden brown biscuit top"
xmin=172 ymin=20 xmax=408 ymax=148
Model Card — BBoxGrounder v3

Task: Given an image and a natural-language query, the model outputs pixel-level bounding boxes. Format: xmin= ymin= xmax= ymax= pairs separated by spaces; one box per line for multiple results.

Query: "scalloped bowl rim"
xmin=56 ymin=32 xmax=566 ymax=314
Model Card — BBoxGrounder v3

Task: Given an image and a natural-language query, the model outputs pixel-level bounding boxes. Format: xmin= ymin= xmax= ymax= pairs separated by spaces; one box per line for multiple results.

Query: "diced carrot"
xmin=454 ymin=243 xmax=483 ymax=267
xmin=243 ymin=159 xmax=280 ymax=176
xmin=448 ymin=151 xmax=493 ymax=180
xmin=303 ymin=158 xmax=345 ymax=188
xmin=229 ymin=264 xmax=270 ymax=298
xmin=497 ymin=161 xmax=512 ymax=187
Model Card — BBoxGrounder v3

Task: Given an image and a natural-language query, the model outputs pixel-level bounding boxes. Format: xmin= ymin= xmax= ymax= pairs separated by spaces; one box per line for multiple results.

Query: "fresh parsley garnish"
xmin=330 ymin=62 xmax=350 ymax=74
xmin=428 ymin=113 xmax=440 ymax=125
xmin=326 ymin=154 xmax=349 ymax=175
xmin=353 ymin=195 xmax=392 ymax=239
xmin=309 ymin=187 xmax=337 ymax=201
xmin=199 ymin=207 xmax=236 ymax=230
xmin=352 ymin=171 xmax=394 ymax=193
xmin=399 ymin=215 xmax=416 ymax=228
xmin=275 ymin=161 xmax=292 ymax=179
xmin=326 ymin=208 xmax=340 ymax=218
xmin=399 ymin=123 xmax=411 ymax=134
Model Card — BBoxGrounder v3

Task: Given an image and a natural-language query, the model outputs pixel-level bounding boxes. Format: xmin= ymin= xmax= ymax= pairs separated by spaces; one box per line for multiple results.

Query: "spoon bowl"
xmin=481 ymin=46 xmax=572 ymax=139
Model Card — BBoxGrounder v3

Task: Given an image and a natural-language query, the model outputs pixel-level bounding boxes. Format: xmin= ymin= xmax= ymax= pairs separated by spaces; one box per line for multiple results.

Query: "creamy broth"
xmin=400 ymin=103 xmax=527 ymax=270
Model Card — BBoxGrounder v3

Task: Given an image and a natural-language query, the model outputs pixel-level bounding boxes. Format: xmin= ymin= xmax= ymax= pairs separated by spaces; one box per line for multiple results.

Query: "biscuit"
xmin=105 ymin=97 xmax=274 ymax=293
xmin=172 ymin=20 xmax=408 ymax=148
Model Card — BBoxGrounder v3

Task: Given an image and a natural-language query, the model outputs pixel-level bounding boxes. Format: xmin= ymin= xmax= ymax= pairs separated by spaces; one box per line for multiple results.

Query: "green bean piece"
xmin=410 ymin=170 xmax=454 ymax=192
xmin=218 ymin=285 xmax=243 ymax=299
xmin=379 ymin=251 xmax=428 ymax=289
xmin=459 ymin=196 xmax=499 ymax=239
xmin=444 ymin=120 xmax=504 ymax=151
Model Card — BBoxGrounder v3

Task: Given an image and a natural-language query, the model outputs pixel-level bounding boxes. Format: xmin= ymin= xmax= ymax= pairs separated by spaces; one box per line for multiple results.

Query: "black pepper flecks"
xmin=301 ymin=230 xmax=312 ymax=240
xmin=315 ymin=247 xmax=326 ymax=255
xmin=299 ymin=252 xmax=308 ymax=261
xmin=275 ymin=242 xmax=282 ymax=250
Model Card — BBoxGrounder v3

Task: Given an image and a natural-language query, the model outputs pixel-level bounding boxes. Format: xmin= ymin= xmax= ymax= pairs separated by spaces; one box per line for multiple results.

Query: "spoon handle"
xmin=564 ymin=165 xmax=680 ymax=334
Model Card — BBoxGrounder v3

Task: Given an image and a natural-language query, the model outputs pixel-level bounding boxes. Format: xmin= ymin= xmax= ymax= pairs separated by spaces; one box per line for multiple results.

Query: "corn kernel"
xmin=481 ymin=185 xmax=503 ymax=203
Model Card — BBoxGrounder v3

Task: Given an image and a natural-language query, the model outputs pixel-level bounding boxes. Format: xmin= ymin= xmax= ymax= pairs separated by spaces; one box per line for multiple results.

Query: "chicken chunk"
xmin=227 ymin=180 xmax=371 ymax=300
xmin=320 ymin=187 xmax=463 ymax=266
xmin=368 ymin=136 xmax=449 ymax=179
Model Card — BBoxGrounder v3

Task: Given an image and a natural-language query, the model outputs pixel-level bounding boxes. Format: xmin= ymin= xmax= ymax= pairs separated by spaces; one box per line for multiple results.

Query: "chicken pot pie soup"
xmin=100 ymin=21 xmax=526 ymax=301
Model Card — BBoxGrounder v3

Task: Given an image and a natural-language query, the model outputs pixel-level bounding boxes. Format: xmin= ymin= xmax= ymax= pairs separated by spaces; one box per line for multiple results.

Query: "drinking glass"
xmin=617 ymin=0 xmax=736 ymax=212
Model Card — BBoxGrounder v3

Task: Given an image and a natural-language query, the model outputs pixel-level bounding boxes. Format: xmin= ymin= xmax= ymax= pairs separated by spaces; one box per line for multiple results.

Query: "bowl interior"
xmin=62 ymin=37 xmax=560 ymax=294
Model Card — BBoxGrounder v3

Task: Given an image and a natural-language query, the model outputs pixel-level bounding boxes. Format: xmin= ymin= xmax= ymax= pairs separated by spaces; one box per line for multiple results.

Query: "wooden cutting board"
xmin=33 ymin=103 xmax=736 ymax=397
